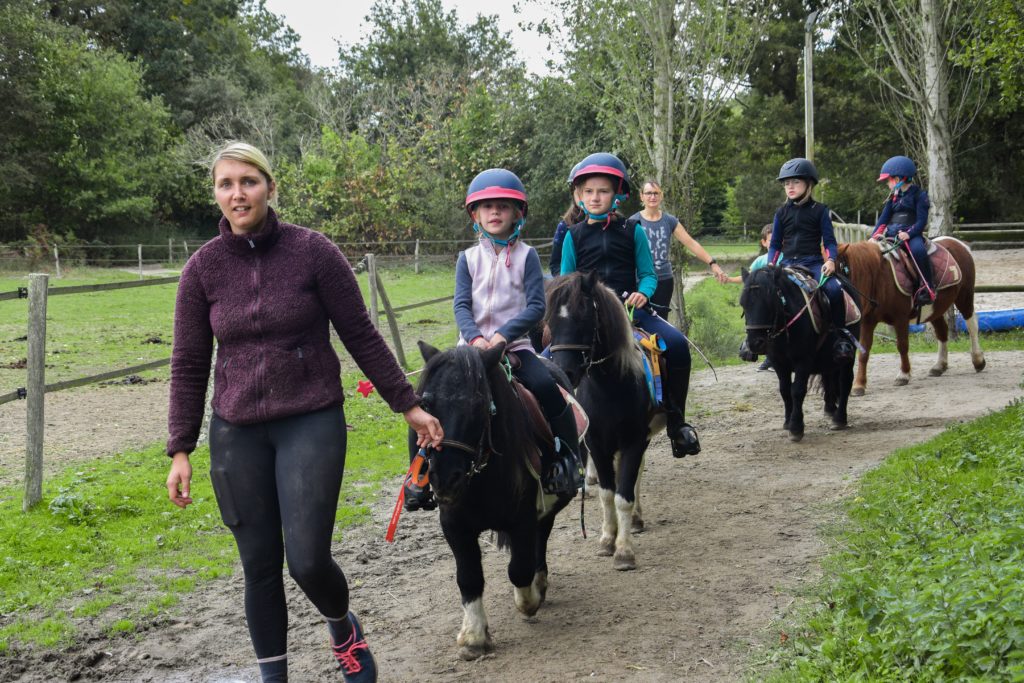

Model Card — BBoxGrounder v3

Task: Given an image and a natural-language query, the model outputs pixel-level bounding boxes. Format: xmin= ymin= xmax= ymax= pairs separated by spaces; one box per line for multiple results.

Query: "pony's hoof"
xmin=597 ymin=537 xmax=615 ymax=557
xmin=613 ymin=549 xmax=637 ymax=571
xmin=458 ymin=643 xmax=493 ymax=661
xmin=851 ymin=387 xmax=865 ymax=397
xmin=789 ymin=431 xmax=804 ymax=442
xmin=533 ymin=571 xmax=549 ymax=605
xmin=830 ymin=421 xmax=848 ymax=431
xmin=974 ymin=358 xmax=987 ymax=372
xmin=514 ymin=584 xmax=541 ymax=617
xmin=928 ymin=365 xmax=947 ymax=377
xmin=631 ymin=518 xmax=645 ymax=533
xmin=893 ymin=377 xmax=909 ymax=386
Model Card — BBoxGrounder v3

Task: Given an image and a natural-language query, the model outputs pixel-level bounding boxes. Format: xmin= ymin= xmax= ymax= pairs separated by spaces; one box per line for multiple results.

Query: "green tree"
xmin=0 ymin=1 xmax=180 ymax=243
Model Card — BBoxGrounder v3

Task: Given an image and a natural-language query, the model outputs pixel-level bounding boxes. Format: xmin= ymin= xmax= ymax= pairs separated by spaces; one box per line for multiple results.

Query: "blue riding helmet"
xmin=570 ymin=153 xmax=630 ymax=220
xmin=570 ymin=152 xmax=631 ymax=195
xmin=465 ymin=168 xmax=527 ymax=246
xmin=566 ymin=161 xmax=582 ymax=185
xmin=465 ymin=168 xmax=528 ymax=216
xmin=877 ymin=155 xmax=917 ymax=182
xmin=776 ymin=158 xmax=819 ymax=184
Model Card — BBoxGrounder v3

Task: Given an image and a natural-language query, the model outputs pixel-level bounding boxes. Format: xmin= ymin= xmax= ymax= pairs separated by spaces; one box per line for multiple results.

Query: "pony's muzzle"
xmin=745 ymin=331 xmax=769 ymax=355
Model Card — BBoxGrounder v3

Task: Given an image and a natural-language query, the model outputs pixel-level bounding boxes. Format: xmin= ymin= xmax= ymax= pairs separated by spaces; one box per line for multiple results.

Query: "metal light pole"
xmin=804 ymin=10 xmax=819 ymax=162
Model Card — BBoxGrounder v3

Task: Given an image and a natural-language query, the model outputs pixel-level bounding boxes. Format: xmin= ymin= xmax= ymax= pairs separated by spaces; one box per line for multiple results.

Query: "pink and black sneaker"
xmin=331 ymin=612 xmax=377 ymax=683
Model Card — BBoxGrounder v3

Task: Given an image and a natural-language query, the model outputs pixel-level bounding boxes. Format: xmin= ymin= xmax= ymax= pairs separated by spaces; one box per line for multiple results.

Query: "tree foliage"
xmin=1 ymin=0 xmax=1021 ymax=248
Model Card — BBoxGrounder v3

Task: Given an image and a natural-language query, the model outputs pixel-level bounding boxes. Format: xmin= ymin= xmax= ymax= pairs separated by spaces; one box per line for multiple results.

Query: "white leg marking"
xmin=967 ymin=315 xmax=986 ymax=370
xmin=599 ymin=487 xmax=617 ymax=554
xmin=613 ymin=493 xmax=637 ymax=569
xmin=931 ymin=337 xmax=948 ymax=376
xmin=458 ymin=598 xmax=489 ymax=650
xmin=513 ymin=583 xmax=541 ymax=616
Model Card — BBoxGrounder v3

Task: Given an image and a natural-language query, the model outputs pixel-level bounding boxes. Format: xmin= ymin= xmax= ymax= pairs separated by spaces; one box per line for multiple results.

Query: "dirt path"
xmin=2 ymin=349 xmax=1022 ymax=683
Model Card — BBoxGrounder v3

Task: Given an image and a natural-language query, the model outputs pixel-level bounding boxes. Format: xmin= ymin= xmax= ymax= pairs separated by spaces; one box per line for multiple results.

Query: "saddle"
xmin=632 ymin=327 xmax=667 ymax=408
xmin=783 ymin=267 xmax=861 ymax=335
xmin=875 ymin=237 xmax=961 ymax=297
xmin=507 ymin=363 xmax=589 ymax=476
xmin=509 ymin=372 xmax=590 ymax=516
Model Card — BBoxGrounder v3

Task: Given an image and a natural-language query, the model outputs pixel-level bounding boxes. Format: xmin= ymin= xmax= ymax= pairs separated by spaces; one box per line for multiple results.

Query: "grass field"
xmin=758 ymin=399 xmax=1024 ymax=681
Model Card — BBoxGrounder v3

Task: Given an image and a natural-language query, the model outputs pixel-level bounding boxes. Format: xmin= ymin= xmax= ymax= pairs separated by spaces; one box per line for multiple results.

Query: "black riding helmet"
xmin=776 ymin=158 xmax=819 ymax=185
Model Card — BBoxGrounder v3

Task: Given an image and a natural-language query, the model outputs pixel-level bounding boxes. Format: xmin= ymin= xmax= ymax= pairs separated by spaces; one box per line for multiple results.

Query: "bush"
xmin=682 ymin=278 xmax=745 ymax=363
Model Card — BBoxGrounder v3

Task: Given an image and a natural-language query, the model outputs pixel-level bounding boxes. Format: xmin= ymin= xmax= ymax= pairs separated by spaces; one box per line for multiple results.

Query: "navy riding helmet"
xmin=877 ymin=155 xmax=916 ymax=182
xmin=465 ymin=168 xmax=528 ymax=216
xmin=776 ymin=158 xmax=819 ymax=184
xmin=465 ymin=168 xmax=528 ymax=245
xmin=570 ymin=153 xmax=630 ymax=220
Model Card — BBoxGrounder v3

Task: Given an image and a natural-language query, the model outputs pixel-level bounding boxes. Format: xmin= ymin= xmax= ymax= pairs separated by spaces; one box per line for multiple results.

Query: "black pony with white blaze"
xmin=740 ymin=266 xmax=856 ymax=440
xmin=414 ymin=342 xmax=576 ymax=660
xmin=545 ymin=271 xmax=661 ymax=571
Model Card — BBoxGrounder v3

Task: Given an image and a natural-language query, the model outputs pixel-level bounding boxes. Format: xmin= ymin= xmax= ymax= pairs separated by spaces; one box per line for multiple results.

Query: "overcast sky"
xmin=262 ymin=0 xmax=561 ymax=75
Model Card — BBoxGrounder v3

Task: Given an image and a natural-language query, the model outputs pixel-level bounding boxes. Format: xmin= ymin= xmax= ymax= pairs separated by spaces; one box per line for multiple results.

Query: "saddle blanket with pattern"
xmin=877 ymin=238 xmax=961 ymax=297
xmin=784 ymin=267 xmax=862 ymax=335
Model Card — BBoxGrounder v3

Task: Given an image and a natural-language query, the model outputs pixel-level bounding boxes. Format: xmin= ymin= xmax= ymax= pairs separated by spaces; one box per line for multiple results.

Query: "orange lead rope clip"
xmin=385 ymin=449 xmax=429 ymax=543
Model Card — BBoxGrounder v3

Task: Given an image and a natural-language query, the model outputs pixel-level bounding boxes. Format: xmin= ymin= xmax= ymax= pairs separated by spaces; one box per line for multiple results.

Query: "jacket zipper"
xmin=249 ymin=242 xmax=266 ymax=421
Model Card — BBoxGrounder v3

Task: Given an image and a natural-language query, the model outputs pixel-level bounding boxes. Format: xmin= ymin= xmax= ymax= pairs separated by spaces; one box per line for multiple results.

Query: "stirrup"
xmin=669 ymin=422 xmax=701 ymax=458
xmin=542 ymin=442 xmax=584 ymax=495
xmin=403 ymin=477 xmax=437 ymax=512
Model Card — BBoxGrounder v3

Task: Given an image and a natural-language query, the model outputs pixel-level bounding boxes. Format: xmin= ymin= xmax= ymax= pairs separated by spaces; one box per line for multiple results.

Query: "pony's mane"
xmin=545 ymin=273 xmax=643 ymax=379
xmin=418 ymin=345 xmax=532 ymax=491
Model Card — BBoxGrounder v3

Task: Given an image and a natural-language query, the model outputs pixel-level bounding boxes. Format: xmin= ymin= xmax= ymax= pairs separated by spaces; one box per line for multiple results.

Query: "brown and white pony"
xmin=837 ymin=236 xmax=985 ymax=395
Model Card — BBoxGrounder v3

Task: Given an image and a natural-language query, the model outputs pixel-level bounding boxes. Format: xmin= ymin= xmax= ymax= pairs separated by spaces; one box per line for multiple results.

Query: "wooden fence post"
xmin=366 ymin=253 xmax=379 ymax=330
xmin=182 ymin=240 xmax=190 ymax=262
xmin=414 ymin=239 xmax=421 ymax=274
xmin=137 ymin=244 xmax=143 ymax=279
xmin=24 ymin=273 xmax=48 ymax=511
xmin=168 ymin=238 xmax=173 ymax=264
xmin=373 ymin=271 xmax=408 ymax=369
xmin=53 ymin=246 xmax=61 ymax=279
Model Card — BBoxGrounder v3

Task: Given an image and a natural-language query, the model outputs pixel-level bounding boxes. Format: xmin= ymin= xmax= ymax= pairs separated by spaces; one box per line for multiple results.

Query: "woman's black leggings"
xmin=209 ymin=406 xmax=348 ymax=660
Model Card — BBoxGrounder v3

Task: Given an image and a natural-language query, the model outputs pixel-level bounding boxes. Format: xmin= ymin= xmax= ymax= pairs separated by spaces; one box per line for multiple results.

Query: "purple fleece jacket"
xmin=167 ymin=208 xmax=418 ymax=456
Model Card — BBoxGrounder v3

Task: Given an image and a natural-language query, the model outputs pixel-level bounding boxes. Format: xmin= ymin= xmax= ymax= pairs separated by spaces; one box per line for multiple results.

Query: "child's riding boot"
xmin=543 ymin=405 xmax=584 ymax=495
xmin=666 ymin=411 xmax=701 ymax=458
xmin=665 ymin=371 xmax=700 ymax=458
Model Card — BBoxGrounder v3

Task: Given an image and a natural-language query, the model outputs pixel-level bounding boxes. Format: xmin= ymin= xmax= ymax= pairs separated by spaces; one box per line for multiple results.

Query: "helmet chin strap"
xmin=473 ymin=218 xmax=524 ymax=247
xmin=577 ymin=194 xmax=628 ymax=222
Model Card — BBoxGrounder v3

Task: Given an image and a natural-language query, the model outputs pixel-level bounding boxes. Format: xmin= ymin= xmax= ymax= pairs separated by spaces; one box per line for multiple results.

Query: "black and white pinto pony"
xmin=414 ymin=341 xmax=577 ymax=660
xmin=740 ymin=266 xmax=856 ymax=441
xmin=545 ymin=271 xmax=663 ymax=571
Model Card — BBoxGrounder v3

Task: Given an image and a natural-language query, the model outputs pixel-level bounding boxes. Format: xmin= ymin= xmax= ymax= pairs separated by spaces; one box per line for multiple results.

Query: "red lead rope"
xmin=385 ymin=450 xmax=429 ymax=543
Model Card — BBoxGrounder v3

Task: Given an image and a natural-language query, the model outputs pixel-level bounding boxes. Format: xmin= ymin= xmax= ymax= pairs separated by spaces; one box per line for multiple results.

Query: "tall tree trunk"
xmin=651 ymin=0 xmax=675 ymax=191
xmin=921 ymin=0 xmax=954 ymax=236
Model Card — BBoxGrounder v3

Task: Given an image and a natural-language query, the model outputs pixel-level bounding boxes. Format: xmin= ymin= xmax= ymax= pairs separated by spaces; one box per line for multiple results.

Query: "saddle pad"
xmin=878 ymin=239 xmax=962 ymax=296
xmin=558 ymin=385 xmax=590 ymax=439
xmin=512 ymin=380 xmax=553 ymax=476
xmin=632 ymin=329 xmax=667 ymax=406
xmin=784 ymin=268 xmax=861 ymax=332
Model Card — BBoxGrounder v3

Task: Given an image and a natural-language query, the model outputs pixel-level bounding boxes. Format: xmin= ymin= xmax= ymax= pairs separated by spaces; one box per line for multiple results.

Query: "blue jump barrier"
xmin=909 ymin=308 xmax=1024 ymax=333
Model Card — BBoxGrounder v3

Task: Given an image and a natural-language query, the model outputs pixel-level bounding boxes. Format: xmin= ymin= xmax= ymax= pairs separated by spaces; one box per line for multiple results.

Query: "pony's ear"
xmin=582 ymin=269 xmax=600 ymax=293
xmin=740 ymin=267 xmax=749 ymax=284
xmin=480 ymin=343 xmax=506 ymax=369
xmin=418 ymin=341 xmax=441 ymax=363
